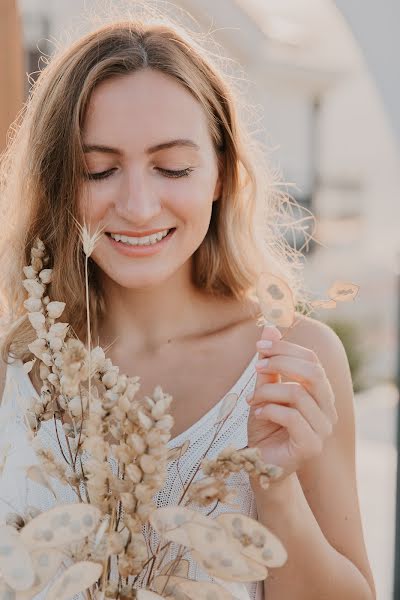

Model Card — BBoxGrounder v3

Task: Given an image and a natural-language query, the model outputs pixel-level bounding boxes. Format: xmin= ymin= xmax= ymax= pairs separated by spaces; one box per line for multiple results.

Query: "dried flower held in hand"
xmin=256 ymin=272 xmax=295 ymax=328
xmin=202 ymin=445 xmax=283 ymax=490
xmin=187 ymin=475 xmax=237 ymax=506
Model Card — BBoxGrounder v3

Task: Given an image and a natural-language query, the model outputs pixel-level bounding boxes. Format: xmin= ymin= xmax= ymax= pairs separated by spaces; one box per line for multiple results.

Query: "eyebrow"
xmin=82 ymin=139 xmax=200 ymax=155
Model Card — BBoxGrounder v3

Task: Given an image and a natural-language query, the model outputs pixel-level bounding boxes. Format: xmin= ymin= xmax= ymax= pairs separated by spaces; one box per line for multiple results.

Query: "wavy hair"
xmin=0 ymin=10 xmax=310 ymax=363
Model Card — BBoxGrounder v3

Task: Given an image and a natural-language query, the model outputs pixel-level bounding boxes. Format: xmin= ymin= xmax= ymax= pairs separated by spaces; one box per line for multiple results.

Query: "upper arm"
xmin=287 ymin=315 xmax=376 ymax=597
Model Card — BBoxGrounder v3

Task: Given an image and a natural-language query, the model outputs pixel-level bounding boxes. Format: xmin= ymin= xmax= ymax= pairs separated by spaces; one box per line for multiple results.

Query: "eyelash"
xmin=87 ymin=167 xmax=194 ymax=181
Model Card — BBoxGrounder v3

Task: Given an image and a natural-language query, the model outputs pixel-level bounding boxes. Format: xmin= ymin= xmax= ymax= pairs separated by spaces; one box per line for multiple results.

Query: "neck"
xmin=97 ymin=262 xmax=213 ymax=355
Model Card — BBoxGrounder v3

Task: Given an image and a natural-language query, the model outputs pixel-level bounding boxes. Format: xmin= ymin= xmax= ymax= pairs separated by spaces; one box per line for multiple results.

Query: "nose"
xmin=114 ymin=165 xmax=162 ymax=225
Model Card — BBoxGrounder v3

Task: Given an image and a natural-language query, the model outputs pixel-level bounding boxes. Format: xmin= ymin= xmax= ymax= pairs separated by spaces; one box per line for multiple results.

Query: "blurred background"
xmin=1 ymin=0 xmax=399 ymax=597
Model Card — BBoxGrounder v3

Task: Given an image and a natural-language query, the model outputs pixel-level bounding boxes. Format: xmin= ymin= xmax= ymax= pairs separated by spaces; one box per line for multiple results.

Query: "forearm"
xmin=252 ymin=473 xmax=375 ymax=600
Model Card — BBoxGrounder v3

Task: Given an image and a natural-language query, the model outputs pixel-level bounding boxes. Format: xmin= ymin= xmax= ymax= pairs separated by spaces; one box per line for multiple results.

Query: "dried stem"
xmin=73 ymin=384 xmax=86 ymax=469
xmin=160 ymin=546 xmax=188 ymax=595
xmin=84 ymin=254 xmax=92 ymax=416
xmin=53 ymin=413 xmax=71 ymax=467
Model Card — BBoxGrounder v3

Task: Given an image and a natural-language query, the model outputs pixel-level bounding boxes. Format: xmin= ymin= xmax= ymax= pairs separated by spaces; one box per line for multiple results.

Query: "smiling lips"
xmin=109 ymin=229 xmax=171 ymax=246
xmin=105 ymin=227 xmax=176 ymax=254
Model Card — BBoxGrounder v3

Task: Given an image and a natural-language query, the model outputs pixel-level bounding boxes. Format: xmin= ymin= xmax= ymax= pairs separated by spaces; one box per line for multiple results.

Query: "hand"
xmin=247 ymin=325 xmax=338 ymax=485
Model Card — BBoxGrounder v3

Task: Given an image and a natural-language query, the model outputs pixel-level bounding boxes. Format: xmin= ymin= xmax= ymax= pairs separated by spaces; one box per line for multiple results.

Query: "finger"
xmin=255 ymin=356 xmax=338 ymax=424
xmin=254 ymin=403 xmax=323 ymax=459
xmin=259 ymin=324 xmax=283 ymax=343
xmin=251 ymin=382 xmax=334 ymax=437
xmin=256 ymin=339 xmax=319 ymax=364
xmin=255 ymin=325 xmax=282 ymax=390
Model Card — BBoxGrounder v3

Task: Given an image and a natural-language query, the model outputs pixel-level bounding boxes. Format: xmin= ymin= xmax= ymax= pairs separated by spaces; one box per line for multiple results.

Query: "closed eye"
xmin=87 ymin=168 xmax=117 ymax=181
xmin=86 ymin=167 xmax=194 ymax=181
xmin=156 ymin=167 xmax=194 ymax=178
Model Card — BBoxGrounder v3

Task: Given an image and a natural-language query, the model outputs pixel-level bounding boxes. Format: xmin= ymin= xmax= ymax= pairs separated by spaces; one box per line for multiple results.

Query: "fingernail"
xmin=255 ymin=407 xmax=262 ymax=416
xmin=257 ymin=340 xmax=273 ymax=350
xmin=246 ymin=393 xmax=254 ymax=404
xmin=264 ymin=325 xmax=282 ymax=339
xmin=255 ymin=358 xmax=269 ymax=370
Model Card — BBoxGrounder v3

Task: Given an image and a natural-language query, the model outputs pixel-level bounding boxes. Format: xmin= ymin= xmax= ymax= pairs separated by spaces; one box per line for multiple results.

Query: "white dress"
xmin=0 ymin=354 xmax=263 ymax=600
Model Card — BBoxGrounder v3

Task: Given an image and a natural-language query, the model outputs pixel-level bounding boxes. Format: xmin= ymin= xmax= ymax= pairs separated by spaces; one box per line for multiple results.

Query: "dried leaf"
xmin=310 ymin=299 xmax=337 ymax=309
xmin=39 ymin=269 xmax=52 ymax=284
xmin=46 ymin=561 xmax=103 ymax=600
xmin=22 ymin=279 xmax=45 ymax=299
xmin=216 ymin=393 xmax=238 ymax=423
xmin=16 ymin=549 xmax=64 ymax=599
xmin=149 ymin=506 xmax=227 ymax=551
xmin=26 ymin=465 xmax=54 ymax=494
xmin=23 ymin=298 xmax=42 ymax=312
xmin=327 ymin=281 xmax=359 ymax=302
xmin=23 ymin=359 xmax=36 ymax=374
xmin=20 ymin=504 xmax=101 ymax=549
xmin=48 ymin=322 xmax=69 ymax=338
xmin=28 ymin=338 xmax=46 ymax=360
xmin=138 ymin=409 xmax=153 ymax=431
xmin=216 ymin=513 xmax=287 ymax=568
xmin=256 ymin=273 xmax=295 ymax=328
xmin=0 ymin=525 xmax=35 ymax=590
xmin=160 ymin=558 xmax=190 ymax=578
xmin=136 ymin=591 xmax=165 ymax=600
xmin=153 ymin=575 xmax=190 ymax=598
xmin=28 ymin=311 xmax=45 ymax=331
xmin=151 ymin=510 xmax=267 ymax=582
xmin=176 ymin=579 xmax=234 ymax=600
xmin=23 ymin=266 xmax=37 ymax=279
xmin=94 ymin=516 xmax=110 ymax=549
xmin=212 ymin=578 xmax=252 ymax=600
xmin=149 ymin=506 xmax=193 ymax=547
xmin=167 ymin=440 xmax=190 ymax=462
xmin=46 ymin=301 xmax=66 ymax=319
xmin=191 ymin=545 xmax=267 ymax=582
xmin=153 ymin=575 xmax=234 ymax=600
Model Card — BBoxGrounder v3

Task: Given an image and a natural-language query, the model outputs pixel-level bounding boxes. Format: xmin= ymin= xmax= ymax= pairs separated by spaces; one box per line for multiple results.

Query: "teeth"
xmin=110 ymin=229 xmax=170 ymax=246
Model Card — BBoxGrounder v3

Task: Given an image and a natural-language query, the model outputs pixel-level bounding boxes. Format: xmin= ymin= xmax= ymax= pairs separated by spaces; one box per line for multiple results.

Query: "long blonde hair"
xmin=0 ymin=12 xmax=309 ymax=363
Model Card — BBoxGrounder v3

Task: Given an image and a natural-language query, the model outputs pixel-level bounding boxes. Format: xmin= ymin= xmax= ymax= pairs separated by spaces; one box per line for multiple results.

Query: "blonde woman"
xmin=0 ymin=16 xmax=375 ymax=600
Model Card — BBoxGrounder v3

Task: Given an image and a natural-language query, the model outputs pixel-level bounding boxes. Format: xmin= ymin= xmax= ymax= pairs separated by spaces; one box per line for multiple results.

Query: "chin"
xmin=99 ymin=263 xmax=179 ymax=291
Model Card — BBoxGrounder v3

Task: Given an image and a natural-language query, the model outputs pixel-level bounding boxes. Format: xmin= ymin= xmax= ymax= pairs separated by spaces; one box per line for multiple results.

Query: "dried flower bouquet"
xmin=0 ymin=233 xmax=359 ymax=600
xmin=0 ymin=236 xmax=288 ymax=600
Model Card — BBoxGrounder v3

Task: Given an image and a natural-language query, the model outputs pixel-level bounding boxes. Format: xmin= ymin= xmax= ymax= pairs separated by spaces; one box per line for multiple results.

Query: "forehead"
xmin=82 ymin=69 xmax=212 ymax=150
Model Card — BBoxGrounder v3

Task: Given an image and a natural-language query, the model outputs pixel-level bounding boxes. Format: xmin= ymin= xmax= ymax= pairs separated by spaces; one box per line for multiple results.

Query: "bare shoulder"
xmin=284 ymin=312 xmax=356 ymax=464
xmin=284 ymin=313 xmax=355 ymax=437
xmin=284 ymin=312 xmax=350 ymax=374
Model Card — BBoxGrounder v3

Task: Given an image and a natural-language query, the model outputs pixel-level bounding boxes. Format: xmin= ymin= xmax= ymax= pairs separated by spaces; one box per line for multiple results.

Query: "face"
xmin=78 ymin=69 xmax=221 ymax=290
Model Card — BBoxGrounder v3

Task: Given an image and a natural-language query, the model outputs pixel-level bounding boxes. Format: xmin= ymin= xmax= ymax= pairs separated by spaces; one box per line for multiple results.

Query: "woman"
xmin=0 ymin=15 xmax=375 ymax=600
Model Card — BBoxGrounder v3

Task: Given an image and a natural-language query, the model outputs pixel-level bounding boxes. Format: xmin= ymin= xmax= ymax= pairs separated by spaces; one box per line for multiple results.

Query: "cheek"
xmin=78 ymin=186 xmax=112 ymax=225
xmin=168 ymin=173 xmax=215 ymax=222
xmin=170 ymin=195 xmax=213 ymax=240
